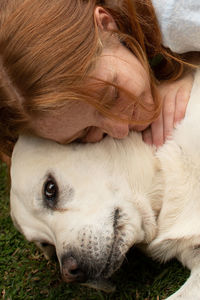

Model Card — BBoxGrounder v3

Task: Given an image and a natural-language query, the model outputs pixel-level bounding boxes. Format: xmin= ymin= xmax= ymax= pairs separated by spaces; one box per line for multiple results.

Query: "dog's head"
xmin=10 ymin=134 xmax=158 ymax=289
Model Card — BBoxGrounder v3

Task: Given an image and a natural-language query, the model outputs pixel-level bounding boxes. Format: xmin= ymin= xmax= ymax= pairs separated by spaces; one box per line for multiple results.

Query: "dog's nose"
xmin=62 ymin=256 xmax=86 ymax=283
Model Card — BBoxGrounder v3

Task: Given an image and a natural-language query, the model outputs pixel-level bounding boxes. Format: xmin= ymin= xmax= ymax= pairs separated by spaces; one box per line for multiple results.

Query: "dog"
xmin=10 ymin=69 xmax=200 ymax=299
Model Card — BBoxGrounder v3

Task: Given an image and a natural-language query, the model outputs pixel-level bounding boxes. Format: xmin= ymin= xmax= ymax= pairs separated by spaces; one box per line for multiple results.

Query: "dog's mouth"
xmin=90 ymin=208 xmax=127 ymax=279
xmin=81 ymin=237 xmax=125 ymax=293
xmin=61 ymin=208 xmax=130 ymax=291
xmin=81 ymin=278 xmax=116 ymax=293
xmin=80 ymin=245 xmax=122 ymax=293
xmin=80 ymin=239 xmax=126 ymax=293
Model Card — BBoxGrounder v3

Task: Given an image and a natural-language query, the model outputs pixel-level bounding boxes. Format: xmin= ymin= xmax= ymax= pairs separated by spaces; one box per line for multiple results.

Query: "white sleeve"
xmin=151 ymin=0 xmax=200 ymax=53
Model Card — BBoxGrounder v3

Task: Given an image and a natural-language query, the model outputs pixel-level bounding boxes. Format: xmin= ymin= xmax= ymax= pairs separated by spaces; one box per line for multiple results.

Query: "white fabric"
xmin=152 ymin=0 xmax=200 ymax=53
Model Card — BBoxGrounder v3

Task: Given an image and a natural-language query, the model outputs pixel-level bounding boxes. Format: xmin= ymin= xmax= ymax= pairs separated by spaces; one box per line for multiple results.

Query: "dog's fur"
xmin=10 ymin=70 xmax=200 ymax=299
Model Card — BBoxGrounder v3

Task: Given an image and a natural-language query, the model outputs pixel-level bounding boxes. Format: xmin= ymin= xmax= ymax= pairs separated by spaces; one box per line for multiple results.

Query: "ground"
xmin=0 ymin=162 xmax=189 ymax=300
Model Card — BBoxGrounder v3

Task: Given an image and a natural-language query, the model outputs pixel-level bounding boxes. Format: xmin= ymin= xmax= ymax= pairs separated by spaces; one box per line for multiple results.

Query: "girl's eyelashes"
xmin=114 ymin=88 xmax=120 ymax=100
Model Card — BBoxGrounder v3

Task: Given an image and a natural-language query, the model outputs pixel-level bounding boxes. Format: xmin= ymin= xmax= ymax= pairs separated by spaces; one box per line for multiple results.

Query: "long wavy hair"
xmin=0 ymin=0 xmax=187 ymax=157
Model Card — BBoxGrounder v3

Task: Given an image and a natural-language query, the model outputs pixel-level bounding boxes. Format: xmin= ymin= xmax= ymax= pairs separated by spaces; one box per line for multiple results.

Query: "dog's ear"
xmin=11 ymin=212 xmax=24 ymax=235
xmin=0 ymin=157 xmax=11 ymax=193
xmin=0 ymin=151 xmax=11 ymax=167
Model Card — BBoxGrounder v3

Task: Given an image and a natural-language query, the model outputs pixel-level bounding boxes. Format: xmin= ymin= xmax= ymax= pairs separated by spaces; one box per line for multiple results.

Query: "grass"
xmin=0 ymin=162 xmax=190 ymax=300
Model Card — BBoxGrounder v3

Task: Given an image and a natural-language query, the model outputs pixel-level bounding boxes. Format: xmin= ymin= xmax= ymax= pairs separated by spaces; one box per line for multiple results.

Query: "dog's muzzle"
xmin=61 ymin=254 xmax=116 ymax=292
xmin=60 ymin=208 xmax=129 ymax=291
xmin=61 ymin=250 xmax=118 ymax=292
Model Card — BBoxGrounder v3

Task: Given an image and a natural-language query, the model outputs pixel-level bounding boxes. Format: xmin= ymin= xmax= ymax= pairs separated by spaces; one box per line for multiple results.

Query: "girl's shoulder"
xmin=151 ymin=0 xmax=200 ymax=54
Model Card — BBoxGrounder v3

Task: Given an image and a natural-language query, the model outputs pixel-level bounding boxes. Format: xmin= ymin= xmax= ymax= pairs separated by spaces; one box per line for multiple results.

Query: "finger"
xmin=151 ymin=112 xmax=164 ymax=147
xmin=142 ymin=127 xmax=153 ymax=145
xmin=163 ymin=93 xmax=176 ymax=141
xmin=174 ymin=86 xmax=190 ymax=125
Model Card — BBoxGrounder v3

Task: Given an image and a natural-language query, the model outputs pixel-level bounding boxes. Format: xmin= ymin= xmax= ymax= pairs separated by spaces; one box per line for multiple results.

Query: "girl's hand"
xmin=142 ymin=72 xmax=194 ymax=147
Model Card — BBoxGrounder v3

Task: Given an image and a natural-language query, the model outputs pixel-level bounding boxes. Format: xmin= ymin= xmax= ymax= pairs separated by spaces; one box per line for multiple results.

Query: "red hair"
xmin=0 ymin=0 xmax=188 ymax=157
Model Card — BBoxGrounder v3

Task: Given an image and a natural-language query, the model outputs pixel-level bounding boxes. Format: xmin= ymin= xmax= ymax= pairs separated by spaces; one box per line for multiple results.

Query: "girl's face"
xmin=32 ymin=42 xmax=154 ymax=144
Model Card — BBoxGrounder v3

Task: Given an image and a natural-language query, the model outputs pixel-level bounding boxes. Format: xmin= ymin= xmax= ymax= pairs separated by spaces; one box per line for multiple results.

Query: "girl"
xmin=0 ymin=0 xmax=197 ymax=164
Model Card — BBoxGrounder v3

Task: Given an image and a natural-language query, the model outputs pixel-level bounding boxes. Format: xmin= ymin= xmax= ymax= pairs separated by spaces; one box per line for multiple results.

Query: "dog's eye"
xmin=43 ymin=177 xmax=58 ymax=208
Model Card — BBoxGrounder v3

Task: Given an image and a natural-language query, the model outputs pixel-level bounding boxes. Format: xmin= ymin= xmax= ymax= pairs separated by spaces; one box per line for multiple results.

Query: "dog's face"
xmin=10 ymin=135 xmax=150 ymax=286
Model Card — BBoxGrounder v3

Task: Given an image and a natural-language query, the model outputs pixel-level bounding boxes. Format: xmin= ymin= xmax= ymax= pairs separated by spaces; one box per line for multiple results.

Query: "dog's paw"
xmin=165 ymin=289 xmax=200 ymax=300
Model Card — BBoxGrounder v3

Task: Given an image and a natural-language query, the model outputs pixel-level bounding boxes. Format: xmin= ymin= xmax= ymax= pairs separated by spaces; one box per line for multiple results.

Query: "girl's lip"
xmin=129 ymin=124 xmax=149 ymax=132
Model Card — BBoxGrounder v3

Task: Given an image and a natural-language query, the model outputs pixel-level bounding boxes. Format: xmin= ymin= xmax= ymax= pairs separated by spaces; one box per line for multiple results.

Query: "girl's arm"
xmin=152 ymin=0 xmax=200 ymax=54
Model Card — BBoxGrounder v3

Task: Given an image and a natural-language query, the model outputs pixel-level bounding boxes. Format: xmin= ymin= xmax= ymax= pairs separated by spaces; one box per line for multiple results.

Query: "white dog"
xmin=10 ymin=70 xmax=200 ymax=299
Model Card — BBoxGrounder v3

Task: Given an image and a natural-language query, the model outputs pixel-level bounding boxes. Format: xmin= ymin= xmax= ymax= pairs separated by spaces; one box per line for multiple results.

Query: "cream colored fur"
xmin=10 ymin=70 xmax=200 ymax=299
